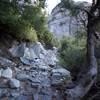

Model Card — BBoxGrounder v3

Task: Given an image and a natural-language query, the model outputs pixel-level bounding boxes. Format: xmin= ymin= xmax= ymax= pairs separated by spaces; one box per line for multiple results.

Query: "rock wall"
xmin=48 ymin=3 xmax=77 ymax=39
xmin=48 ymin=2 xmax=89 ymax=39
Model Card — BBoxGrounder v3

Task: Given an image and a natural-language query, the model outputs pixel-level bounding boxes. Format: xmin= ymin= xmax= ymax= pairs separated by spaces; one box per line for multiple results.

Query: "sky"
xmin=46 ymin=0 xmax=92 ymax=13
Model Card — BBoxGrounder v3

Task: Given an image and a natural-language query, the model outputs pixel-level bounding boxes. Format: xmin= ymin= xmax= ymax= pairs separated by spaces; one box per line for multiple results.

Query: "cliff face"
xmin=48 ymin=2 xmax=89 ymax=39
xmin=48 ymin=3 xmax=77 ymax=39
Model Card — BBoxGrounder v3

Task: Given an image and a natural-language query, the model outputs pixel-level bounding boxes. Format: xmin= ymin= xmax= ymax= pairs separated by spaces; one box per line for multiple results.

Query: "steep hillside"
xmin=0 ymin=36 xmax=72 ymax=100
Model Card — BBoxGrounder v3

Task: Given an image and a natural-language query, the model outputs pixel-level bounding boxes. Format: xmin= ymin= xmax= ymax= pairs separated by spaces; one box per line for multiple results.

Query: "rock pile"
xmin=0 ymin=42 xmax=71 ymax=100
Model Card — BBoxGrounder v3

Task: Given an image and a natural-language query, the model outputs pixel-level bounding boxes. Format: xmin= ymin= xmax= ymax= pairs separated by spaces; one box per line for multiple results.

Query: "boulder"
xmin=9 ymin=43 xmax=26 ymax=57
xmin=20 ymin=57 xmax=33 ymax=65
xmin=1 ymin=68 xmax=12 ymax=79
xmin=23 ymin=47 xmax=37 ymax=60
xmin=9 ymin=79 xmax=20 ymax=88
xmin=31 ymin=42 xmax=46 ymax=57
xmin=52 ymin=68 xmax=70 ymax=76
xmin=33 ymin=58 xmax=46 ymax=66
xmin=51 ymin=68 xmax=71 ymax=85
xmin=38 ymin=65 xmax=51 ymax=71
xmin=29 ymin=78 xmax=41 ymax=84
xmin=0 ymin=57 xmax=16 ymax=67
xmin=16 ymin=73 xmax=29 ymax=81
xmin=20 ymin=47 xmax=38 ymax=65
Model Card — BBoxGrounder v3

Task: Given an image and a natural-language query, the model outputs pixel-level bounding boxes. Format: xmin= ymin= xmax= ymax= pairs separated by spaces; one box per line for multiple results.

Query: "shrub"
xmin=59 ymin=36 xmax=86 ymax=76
xmin=37 ymin=30 xmax=59 ymax=49
xmin=15 ymin=25 xmax=38 ymax=42
xmin=9 ymin=19 xmax=38 ymax=42
xmin=0 ymin=0 xmax=57 ymax=47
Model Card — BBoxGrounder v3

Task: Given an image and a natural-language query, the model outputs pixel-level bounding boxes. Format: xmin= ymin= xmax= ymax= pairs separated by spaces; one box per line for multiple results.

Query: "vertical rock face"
xmin=48 ymin=2 xmax=89 ymax=39
xmin=48 ymin=3 xmax=77 ymax=39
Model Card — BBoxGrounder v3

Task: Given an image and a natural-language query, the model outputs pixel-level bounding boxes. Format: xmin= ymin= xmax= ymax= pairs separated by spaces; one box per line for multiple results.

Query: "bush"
xmin=37 ymin=30 xmax=59 ymax=49
xmin=59 ymin=36 xmax=86 ymax=76
xmin=0 ymin=0 xmax=58 ymax=48
xmin=15 ymin=25 xmax=38 ymax=42
xmin=7 ymin=19 xmax=38 ymax=42
xmin=43 ymin=31 xmax=59 ymax=49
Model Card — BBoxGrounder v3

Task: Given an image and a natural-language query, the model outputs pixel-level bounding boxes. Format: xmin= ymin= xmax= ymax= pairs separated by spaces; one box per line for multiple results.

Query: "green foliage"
xmin=61 ymin=0 xmax=87 ymax=16
xmin=22 ymin=6 xmax=46 ymax=33
xmin=61 ymin=0 xmax=78 ymax=16
xmin=10 ymin=20 xmax=38 ymax=42
xmin=41 ymin=30 xmax=59 ymax=49
xmin=21 ymin=4 xmax=57 ymax=48
xmin=0 ymin=0 xmax=55 ymax=47
xmin=59 ymin=36 xmax=86 ymax=76
xmin=0 ymin=2 xmax=38 ymax=42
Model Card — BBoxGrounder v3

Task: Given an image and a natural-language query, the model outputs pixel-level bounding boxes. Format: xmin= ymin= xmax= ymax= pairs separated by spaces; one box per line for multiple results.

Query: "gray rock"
xmin=10 ymin=92 xmax=20 ymax=97
xmin=24 ymin=47 xmax=37 ymax=59
xmin=19 ymin=42 xmax=58 ymax=67
xmin=0 ymin=79 xmax=9 ymax=88
xmin=38 ymin=94 xmax=52 ymax=100
xmin=9 ymin=43 xmax=26 ymax=57
xmin=31 ymin=42 xmax=46 ymax=57
xmin=17 ymin=95 xmax=29 ymax=100
xmin=9 ymin=79 xmax=20 ymax=88
xmin=51 ymin=68 xmax=71 ymax=85
xmin=48 ymin=3 xmax=78 ymax=39
xmin=44 ymin=50 xmax=58 ymax=66
xmin=52 ymin=68 xmax=70 ymax=76
xmin=16 ymin=73 xmax=29 ymax=81
xmin=20 ymin=47 xmax=38 ymax=65
xmin=20 ymin=57 xmax=33 ymax=65
xmin=0 ymin=57 xmax=16 ymax=67
xmin=0 ymin=89 xmax=10 ymax=97
xmin=38 ymin=65 xmax=51 ymax=71
xmin=51 ymin=73 xmax=63 ymax=85
xmin=0 ymin=69 xmax=3 ymax=77
xmin=1 ymin=68 xmax=12 ymax=79
xmin=29 ymin=77 xmax=41 ymax=84
xmin=33 ymin=58 xmax=46 ymax=66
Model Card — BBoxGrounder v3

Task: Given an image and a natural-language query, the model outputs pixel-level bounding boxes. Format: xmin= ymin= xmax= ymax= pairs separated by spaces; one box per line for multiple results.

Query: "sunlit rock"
xmin=1 ymin=68 xmax=12 ymax=79
xmin=9 ymin=43 xmax=26 ymax=57
xmin=9 ymin=79 xmax=20 ymax=88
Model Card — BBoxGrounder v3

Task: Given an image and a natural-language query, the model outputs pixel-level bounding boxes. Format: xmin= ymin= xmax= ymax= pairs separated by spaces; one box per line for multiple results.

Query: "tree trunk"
xmin=66 ymin=4 xmax=98 ymax=100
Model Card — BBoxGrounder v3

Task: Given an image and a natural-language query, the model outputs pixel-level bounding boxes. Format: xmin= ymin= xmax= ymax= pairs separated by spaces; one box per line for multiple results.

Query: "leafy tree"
xmin=59 ymin=0 xmax=100 ymax=99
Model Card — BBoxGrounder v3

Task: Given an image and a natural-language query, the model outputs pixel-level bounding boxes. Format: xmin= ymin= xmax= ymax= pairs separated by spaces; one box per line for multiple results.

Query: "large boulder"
xmin=51 ymin=68 xmax=71 ymax=85
xmin=31 ymin=42 xmax=46 ymax=57
xmin=23 ymin=47 xmax=37 ymax=60
xmin=10 ymin=42 xmax=58 ymax=67
xmin=9 ymin=43 xmax=26 ymax=57
xmin=20 ymin=47 xmax=38 ymax=65
xmin=20 ymin=42 xmax=45 ymax=65
xmin=0 ymin=57 xmax=16 ymax=67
